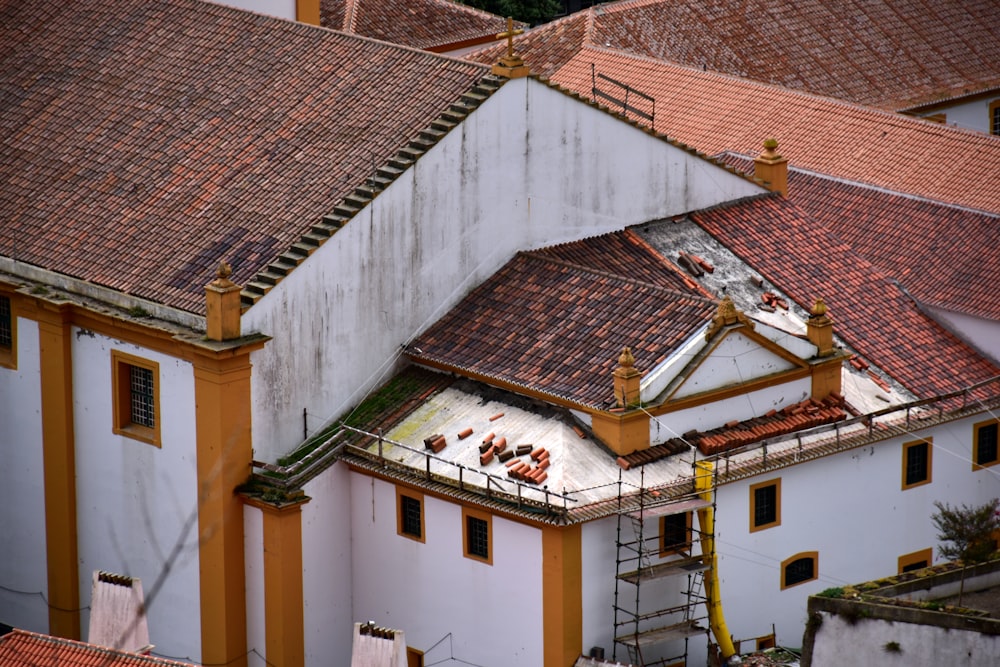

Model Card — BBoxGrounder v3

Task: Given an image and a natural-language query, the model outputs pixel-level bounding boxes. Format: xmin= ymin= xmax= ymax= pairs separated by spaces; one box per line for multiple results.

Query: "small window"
xmin=991 ymin=99 xmax=1000 ymax=136
xmin=462 ymin=506 xmax=492 ymax=565
xmin=396 ymin=487 xmax=424 ymax=542
xmin=781 ymin=551 xmax=818 ymax=589
xmin=749 ymin=479 xmax=781 ymax=532
xmin=902 ymin=439 xmax=932 ymax=489
xmin=112 ymin=350 xmax=161 ymax=446
xmin=660 ymin=511 xmax=692 ymax=556
xmin=973 ymin=420 xmax=999 ymax=470
xmin=898 ymin=548 xmax=932 ymax=574
xmin=0 ymin=294 xmax=15 ymax=369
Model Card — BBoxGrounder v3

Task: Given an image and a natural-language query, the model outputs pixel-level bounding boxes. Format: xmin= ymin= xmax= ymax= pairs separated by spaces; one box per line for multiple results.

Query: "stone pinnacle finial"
xmin=217 ymin=261 xmax=232 ymax=280
xmin=618 ymin=346 xmax=635 ymax=369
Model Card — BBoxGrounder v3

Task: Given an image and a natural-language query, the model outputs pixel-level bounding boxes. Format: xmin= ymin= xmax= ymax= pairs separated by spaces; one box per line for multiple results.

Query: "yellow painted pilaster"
xmin=194 ymin=354 xmax=254 ymax=667
xmin=260 ymin=499 xmax=309 ymax=667
xmin=591 ymin=410 xmax=650 ymax=455
xmin=36 ymin=303 xmax=81 ymax=638
xmin=296 ymin=0 xmax=320 ymax=25
xmin=542 ymin=524 xmax=581 ymax=667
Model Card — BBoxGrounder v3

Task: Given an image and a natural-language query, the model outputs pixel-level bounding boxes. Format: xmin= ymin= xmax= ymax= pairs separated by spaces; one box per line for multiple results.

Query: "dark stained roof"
xmin=545 ymin=47 xmax=1000 ymax=214
xmin=473 ymin=0 xmax=1000 ymax=111
xmin=0 ymin=0 xmax=489 ymax=314
xmin=408 ymin=234 xmax=716 ymax=407
xmin=0 ymin=628 xmax=197 ymax=667
xmin=321 ymin=0 xmax=521 ymax=51
xmin=723 ymin=155 xmax=1000 ymax=322
xmin=685 ymin=195 xmax=1000 ymax=398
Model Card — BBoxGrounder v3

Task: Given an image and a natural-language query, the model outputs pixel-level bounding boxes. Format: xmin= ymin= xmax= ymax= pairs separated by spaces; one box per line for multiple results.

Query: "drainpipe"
xmin=695 ymin=461 xmax=738 ymax=662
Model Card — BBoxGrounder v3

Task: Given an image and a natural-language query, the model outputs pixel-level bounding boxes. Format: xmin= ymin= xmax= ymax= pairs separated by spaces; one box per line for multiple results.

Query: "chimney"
xmin=612 ymin=347 xmax=642 ymax=408
xmin=754 ymin=138 xmax=788 ymax=196
xmin=205 ymin=261 xmax=241 ymax=341
xmin=591 ymin=346 xmax=650 ymax=455
xmin=807 ymin=298 xmax=844 ymax=401
xmin=491 ymin=17 xmax=530 ymax=78
xmin=806 ymin=298 xmax=834 ymax=356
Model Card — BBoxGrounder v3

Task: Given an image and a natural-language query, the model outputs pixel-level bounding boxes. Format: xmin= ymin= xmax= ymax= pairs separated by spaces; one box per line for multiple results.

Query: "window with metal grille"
xmin=783 ymin=556 xmax=815 ymax=587
xmin=112 ymin=350 xmax=160 ymax=446
xmin=0 ymin=296 xmax=11 ymax=349
xmin=467 ymin=516 xmax=488 ymax=559
xmin=992 ymin=100 xmax=1000 ymax=136
xmin=974 ymin=421 xmax=998 ymax=469
xmin=903 ymin=440 xmax=931 ymax=488
xmin=400 ymin=495 xmax=421 ymax=539
xmin=750 ymin=479 xmax=780 ymax=531
xmin=129 ymin=365 xmax=155 ymax=428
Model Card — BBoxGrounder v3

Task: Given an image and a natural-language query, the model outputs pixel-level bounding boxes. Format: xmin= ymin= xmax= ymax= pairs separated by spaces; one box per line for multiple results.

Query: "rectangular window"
xmin=991 ymin=100 xmax=1000 ymax=136
xmin=0 ymin=294 xmax=15 ymax=369
xmin=749 ymin=479 xmax=781 ymax=532
xmin=973 ymin=420 xmax=999 ymax=470
xmin=898 ymin=548 xmax=932 ymax=574
xmin=781 ymin=551 xmax=817 ymax=589
xmin=112 ymin=350 xmax=161 ymax=446
xmin=406 ymin=648 xmax=424 ymax=667
xmin=462 ymin=506 xmax=492 ymax=565
xmin=396 ymin=487 xmax=424 ymax=542
xmin=902 ymin=439 xmax=932 ymax=489
xmin=660 ymin=511 xmax=692 ymax=556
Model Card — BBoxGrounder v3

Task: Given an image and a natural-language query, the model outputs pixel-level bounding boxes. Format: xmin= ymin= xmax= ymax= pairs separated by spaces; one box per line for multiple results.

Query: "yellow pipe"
xmin=694 ymin=461 xmax=737 ymax=661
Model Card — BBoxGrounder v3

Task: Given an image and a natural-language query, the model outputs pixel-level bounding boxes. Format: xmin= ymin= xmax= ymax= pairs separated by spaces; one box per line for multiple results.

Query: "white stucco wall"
xmin=71 ymin=330 xmax=203 ymax=661
xmin=345 ymin=474 xmax=544 ymax=667
xmin=244 ymin=505 xmax=267 ymax=667
xmin=925 ymin=305 xmax=1000 ymax=364
xmin=711 ymin=415 xmax=999 ymax=649
xmin=648 ymin=377 xmax=812 ymax=443
xmin=672 ymin=332 xmax=798 ymax=399
xmin=302 ymin=463 xmax=354 ymax=666
xmin=0 ymin=318 xmax=50 ymax=634
xmin=808 ymin=612 xmax=1000 ymax=667
xmin=914 ymin=95 xmax=1000 ymax=135
xmin=243 ymin=76 xmax=765 ymax=462
xmin=206 ymin=0 xmax=296 ymax=21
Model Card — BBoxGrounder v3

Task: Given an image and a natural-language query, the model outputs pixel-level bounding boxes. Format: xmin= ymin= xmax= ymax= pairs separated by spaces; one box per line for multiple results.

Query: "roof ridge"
xmin=518 ymin=248 xmax=716 ymax=306
xmin=573 ymin=43 xmax=1000 ymax=145
xmin=722 ymin=150 xmax=1000 ymax=218
xmin=240 ymin=74 xmax=505 ymax=308
xmin=344 ymin=0 xmax=360 ymax=33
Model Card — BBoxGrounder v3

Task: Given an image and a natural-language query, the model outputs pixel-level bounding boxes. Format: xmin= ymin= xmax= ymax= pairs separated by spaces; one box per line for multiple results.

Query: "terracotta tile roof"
xmin=0 ymin=628 xmax=197 ymax=667
xmin=724 ymin=155 xmax=1000 ymax=322
xmin=532 ymin=229 xmax=712 ymax=297
xmin=0 ymin=0 xmax=489 ymax=314
xmin=321 ymin=0 xmax=520 ymax=51
xmin=473 ymin=0 xmax=1000 ymax=111
xmin=408 ymin=237 xmax=716 ymax=407
xmin=546 ymin=46 xmax=1000 ymax=214
xmin=469 ymin=10 xmax=590 ymax=73
xmin=687 ymin=195 xmax=1000 ymax=398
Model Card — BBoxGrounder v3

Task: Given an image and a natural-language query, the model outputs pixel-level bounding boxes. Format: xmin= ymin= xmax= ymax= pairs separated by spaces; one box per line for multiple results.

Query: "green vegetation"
xmin=127 ymin=305 xmax=150 ymax=318
xmin=883 ymin=641 xmax=901 ymax=654
xmin=461 ymin=0 xmax=563 ymax=27
xmin=932 ymin=497 xmax=999 ymax=605
xmin=817 ymin=587 xmax=844 ymax=598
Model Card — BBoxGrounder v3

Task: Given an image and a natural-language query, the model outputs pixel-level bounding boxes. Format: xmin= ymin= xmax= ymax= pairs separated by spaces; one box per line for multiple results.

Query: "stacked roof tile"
xmin=0 ymin=628 xmax=196 ymax=667
xmin=723 ymin=155 xmax=1000 ymax=322
xmin=473 ymin=0 xmax=1000 ymax=111
xmin=0 ymin=0 xmax=489 ymax=314
xmin=321 ymin=0 xmax=520 ymax=51
xmin=408 ymin=241 xmax=717 ymax=407
xmin=686 ymin=195 xmax=1000 ymax=398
